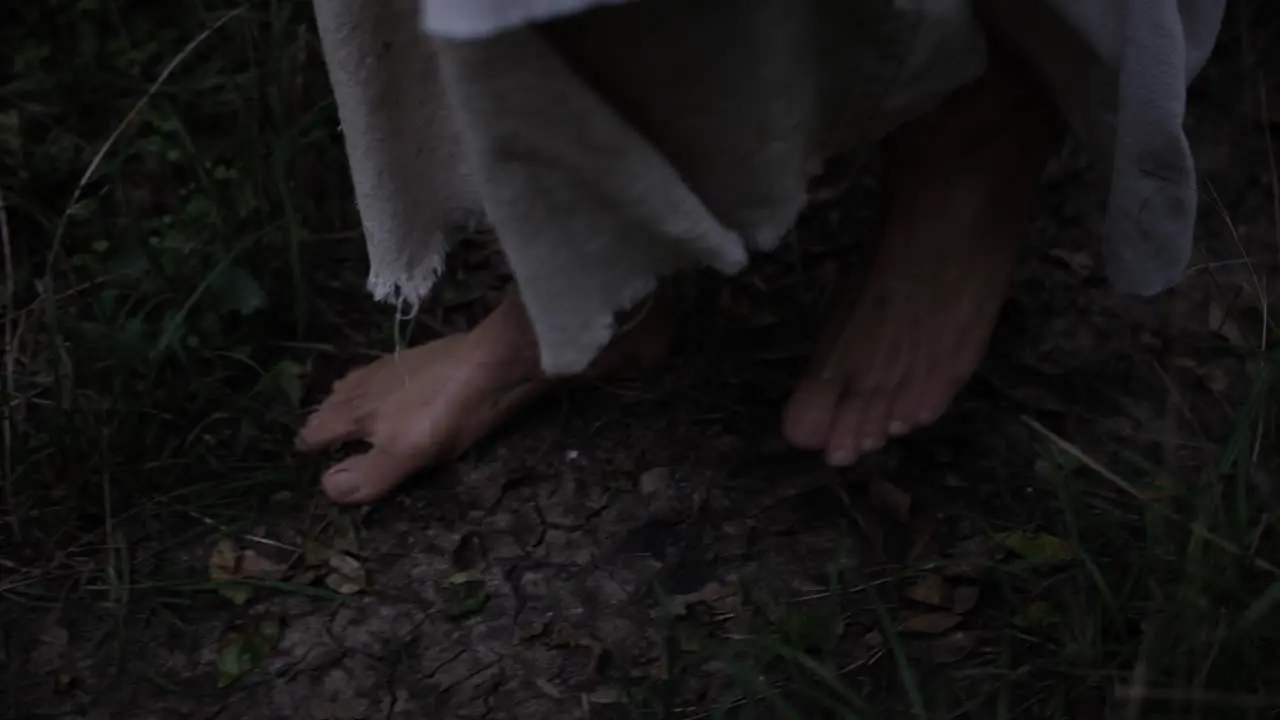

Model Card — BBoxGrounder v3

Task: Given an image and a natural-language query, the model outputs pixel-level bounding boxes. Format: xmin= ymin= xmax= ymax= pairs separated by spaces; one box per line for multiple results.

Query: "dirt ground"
xmin=6 ymin=5 xmax=1280 ymax=719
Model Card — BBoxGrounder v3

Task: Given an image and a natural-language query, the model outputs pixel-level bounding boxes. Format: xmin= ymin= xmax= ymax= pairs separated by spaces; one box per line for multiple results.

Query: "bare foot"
xmin=297 ymin=293 xmax=670 ymax=504
xmin=783 ymin=55 xmax=1063 ymax=466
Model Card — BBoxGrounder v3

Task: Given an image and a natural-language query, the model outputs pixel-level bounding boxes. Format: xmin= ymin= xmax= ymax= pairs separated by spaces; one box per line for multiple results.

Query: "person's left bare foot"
xmin=783 ymin=55 xmax=1063 ymax=466
xmin=296 ymin=291 xmax=671 ymax=504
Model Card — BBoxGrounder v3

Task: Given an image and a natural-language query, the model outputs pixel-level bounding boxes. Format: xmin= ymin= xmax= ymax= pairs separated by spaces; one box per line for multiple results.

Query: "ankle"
xmin=468 ymin=293 xmax=546 ymax=374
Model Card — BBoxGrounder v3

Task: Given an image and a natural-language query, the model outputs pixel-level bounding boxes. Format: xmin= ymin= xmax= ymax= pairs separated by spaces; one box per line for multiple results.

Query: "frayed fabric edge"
xmin=366 ymin=252 xmax=447 ymax=318
xmin=536 ymin=275 xmax=659 ymax=378
xmin=535 ymin=236 xmax=750 ymax=378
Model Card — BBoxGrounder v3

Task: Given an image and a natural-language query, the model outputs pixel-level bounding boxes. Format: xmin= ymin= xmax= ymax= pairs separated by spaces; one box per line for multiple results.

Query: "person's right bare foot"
xmin=783 ymin=52 xmax=1063 ymax=465
xmin=296 ymin=292 xmax=670 ymax=504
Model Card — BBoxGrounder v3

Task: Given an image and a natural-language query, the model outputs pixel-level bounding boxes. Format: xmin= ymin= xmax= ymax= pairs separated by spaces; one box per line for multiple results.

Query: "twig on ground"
xmin=1260 ymin=74 xmax=1280 ymax=265
xmin=1 ymin=188 xmax=17 ymax=541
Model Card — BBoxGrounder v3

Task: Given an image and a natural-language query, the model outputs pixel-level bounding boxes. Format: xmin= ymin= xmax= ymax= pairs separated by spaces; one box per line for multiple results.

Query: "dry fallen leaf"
xmin=905 ymin=513 xmax=939 ymax=565
xmin=302 ymin=537 xmax=332 ymax=568
xmin=239 ymin=550 xmax=287 ymax=581
xmin=868 ymin=479 xmax=912 ymax=523
xmin=900 ymin=611 xmax=963 ymax=635
xmin=324 ymin=553 xmax=367 ymax=595
xmin=671 ymin=581 xmax=732 ymax=617
xmin=208 ymin=537 xmax=292 ymax=604
xmin=534 ymin=678 xmax=563 ymax=699
xmin=208 ymin=538 xmax=254 ymax=605
xmin=942 ymin=536 xmax=996 ymax=579
xmin=905 ymin=631 xmax=976 ymax=664
xmin=904 ymin=574 xmax=954 ymax=608
xmin=951 ymin=585 xmax=981 ymax=614
xmin=547 ymin=622 xmax=580 ymax=648
xmin=1208 ymin=299 xmax=1248 ymax=348
xmin=208 ymin=538 xmax=240 ymax=582
xmin=546 ymin=623 xmax=608 ymax=674
xmin=639 ymin=467 xmax=672 ymax=496
xmin=29 ymin=622 xmax=69 ymax=674
xmin=588 ymin=686 xmax=625 ymax=705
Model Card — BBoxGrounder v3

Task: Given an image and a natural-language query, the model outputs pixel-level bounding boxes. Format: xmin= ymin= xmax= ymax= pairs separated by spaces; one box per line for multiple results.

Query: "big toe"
xmin=321 ymin=444 xmax=430 ymax=505
xmin=783 ymin=377 xmax=843 ymax=450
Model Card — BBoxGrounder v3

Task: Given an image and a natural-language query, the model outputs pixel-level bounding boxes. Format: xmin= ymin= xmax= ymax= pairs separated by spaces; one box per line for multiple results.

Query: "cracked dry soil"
xmin=8 ymin=18 xmax=1280 ymax=720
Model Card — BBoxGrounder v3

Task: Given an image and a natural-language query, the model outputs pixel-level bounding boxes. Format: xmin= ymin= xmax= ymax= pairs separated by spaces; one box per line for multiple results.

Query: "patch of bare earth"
xmin=7 ymin=7 xmax=1280 ymax=719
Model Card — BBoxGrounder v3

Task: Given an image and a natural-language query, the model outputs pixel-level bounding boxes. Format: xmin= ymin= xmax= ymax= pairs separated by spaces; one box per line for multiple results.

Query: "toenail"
xmin=888 ymin=421 xmax=907 ymax=436
xmin=861 ymin=437 xmax=883 ymax=452
xmin=326 ymin=470 xmax=361 ymax=501
xmin=827 ymin=447 xmax=857 ymax=466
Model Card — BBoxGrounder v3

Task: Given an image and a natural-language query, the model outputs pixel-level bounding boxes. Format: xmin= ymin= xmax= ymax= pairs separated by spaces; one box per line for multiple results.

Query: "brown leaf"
xmin=671 ymin=581 xmax=732 ymax=617
xmin=208 ymin=538 xmax=240 ymax=582
xmin=324 ymin=553 xmax=367 ymax=595
xmin=587 ymin=686 xmax=625 ymax=705
xmin=1208 ymin=299 xmax=1248 ymax=347
xmin=905 ymin=631 xmax=976 ymax=664
xmin=951 ymin=585 xmax=981 ymax=614
xmin=900 ymin=611 xmax=963 ymax=635
xmin=239 ymin=550 xmax=287 ymax=581
xmin=457 ymin=464 xmax=513 ymax=509
xmin=30 ymin=622 xmax=69 ymax=674
xmin=208 ymin=538 xmax=256 ymax=604
xmin=302 ymin=538 xmax=332 ymax=568
xmin=292 ymin=568 xmax=321 ymax=586
xmin=546 ymin=624 xmax=608 ymax=674
xmin=868 ymin=479 xmax=912 ymax=523
xmin=547 ymin=623 xmax=579 ymax=647
xmin=534 ymin=678 xmax=563 ymax=699
xmin=904 ymin=574 xmax=954 ymax=608
xmin=905 ymin=513 xmax=939 ymax=565
xmin=639 ymin=467 xmax=672 ymax=496
xmin=942 ymin=536 xmax=995 ymax=579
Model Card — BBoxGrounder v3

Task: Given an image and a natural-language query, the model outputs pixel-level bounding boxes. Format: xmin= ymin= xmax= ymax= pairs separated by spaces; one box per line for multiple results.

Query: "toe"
xmin=886 ymin=417 xmax=915 ymax=438
xmin=321 ymin=444 xmax=430 ymax=504
xmin=783 ymin=377 xmax=843 ymax=450
xmin=296 ymin=402 xmax=364 ymax=452
xmin=913 ymin=375 xmax=964 ymax=427
xmin=824 ymin=389 xmax=891 ymax=467
xmin=823 ymin=397 xmax=867 ymax=466
xmin=885 ymin=364 xmax=934 ymax=436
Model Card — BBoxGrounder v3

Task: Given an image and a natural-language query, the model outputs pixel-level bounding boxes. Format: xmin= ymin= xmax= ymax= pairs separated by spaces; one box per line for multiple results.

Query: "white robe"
xmin=313 ymin=0 xmax=1225 ymax=375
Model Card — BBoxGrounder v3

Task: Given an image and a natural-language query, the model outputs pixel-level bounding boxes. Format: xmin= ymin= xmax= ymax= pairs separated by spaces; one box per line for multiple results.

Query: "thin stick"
xmin=1 ymin=189 xmax=17 ymax=540
xmin=1260 ymin=74 xmax=1280 ymax=264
